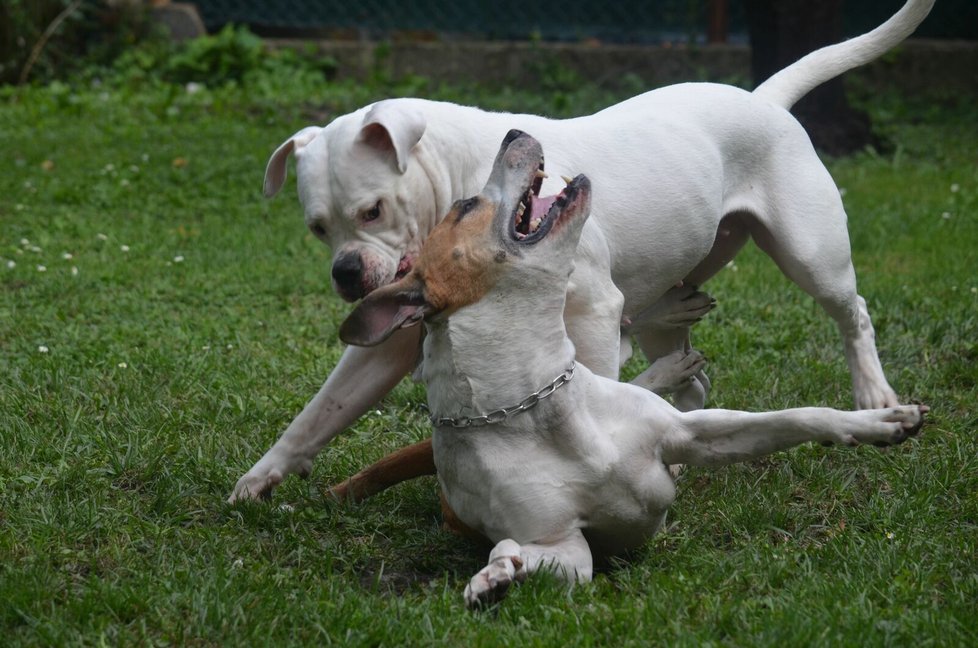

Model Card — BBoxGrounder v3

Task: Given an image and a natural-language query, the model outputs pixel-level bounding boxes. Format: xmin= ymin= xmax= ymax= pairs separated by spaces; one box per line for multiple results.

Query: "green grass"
xmin=1 ymin=73 xmax=976 ymax=646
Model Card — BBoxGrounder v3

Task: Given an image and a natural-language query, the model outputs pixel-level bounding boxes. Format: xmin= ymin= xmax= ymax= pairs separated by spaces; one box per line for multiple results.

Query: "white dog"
xmin=230 ymin=0 xmax=934 ymax=502
xmin=339 ymin=132 xmax=927 ymax=607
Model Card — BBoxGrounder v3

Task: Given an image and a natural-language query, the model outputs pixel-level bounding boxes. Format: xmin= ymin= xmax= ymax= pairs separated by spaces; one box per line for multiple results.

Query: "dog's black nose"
xmin=332 ymin=252 xmax=365 ymax=300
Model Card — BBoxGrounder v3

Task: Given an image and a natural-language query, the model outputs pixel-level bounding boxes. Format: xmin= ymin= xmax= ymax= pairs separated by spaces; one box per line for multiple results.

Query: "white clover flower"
xmin=117 ymin=362 xmax=128 ymax=369
xmin=231 ymin=558 xmax=244 ymax=569
xmin=36 ymin=265 xmax=46 ymax=272
xmin=202 ymin=345 xmax=211 ymax=351
xmin=173 ymin=255 xmax=185 ymax=263
xmin=942 ymin=212 xmax=952 ymax=220
xmin=20 ymin=238 xmax=30 ymax=246
xmin=29 ymin=245 xmax=41 ymax=253
xmin=38 ymin=345 xmax=49 ymax=353
xmin=6 ymin=260 xmax=14 ymax=269
xmin=97 ymin=233 xmax=108 ymax=241
xmin=885 ymin=531 xmax=896 ymax=540
xmin=971 ymin=287 xmax=977 ymax=294
xmin=71 ymin=266 xmax=79 ymax=276
xmin=62 ymin=252 xmax=73 ymax=260
xmin=950 ymin=183 xmax=960 ymax=193
xmin=120 ymin=245 xmax=130 ymax=252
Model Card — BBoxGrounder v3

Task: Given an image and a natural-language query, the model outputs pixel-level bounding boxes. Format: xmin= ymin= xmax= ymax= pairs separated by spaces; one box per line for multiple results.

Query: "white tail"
xmin=753 ymin=0 xmax=936 ymax=109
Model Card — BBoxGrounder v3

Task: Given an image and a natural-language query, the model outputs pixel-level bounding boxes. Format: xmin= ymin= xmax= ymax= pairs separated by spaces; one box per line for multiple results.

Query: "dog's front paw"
xmin=464 ymin=555 xmax=525 ymax=609
xmin=228 ymin=451 xmax=309 ymax=503
xmin=841 ymin=404 xmax=929 ymax=448
xmin=630 ymin=286 xmax=717 ymax=331
xmin=228 ymin=467 xmax=282 ymax=503
xmin=632 ymin=349 xmax=707 ymax=395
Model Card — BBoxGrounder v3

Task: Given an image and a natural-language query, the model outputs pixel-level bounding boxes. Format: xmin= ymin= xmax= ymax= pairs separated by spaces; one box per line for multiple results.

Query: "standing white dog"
xmin=339 ymin=132 xmax=927 ymax=607
xmin=230 ymin=0 xmax=934 ymax=502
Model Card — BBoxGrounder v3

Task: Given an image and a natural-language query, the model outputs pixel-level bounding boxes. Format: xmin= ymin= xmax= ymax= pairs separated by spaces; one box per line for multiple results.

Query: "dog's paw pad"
xmin=464 ymin=556 xmax=522 ymax=609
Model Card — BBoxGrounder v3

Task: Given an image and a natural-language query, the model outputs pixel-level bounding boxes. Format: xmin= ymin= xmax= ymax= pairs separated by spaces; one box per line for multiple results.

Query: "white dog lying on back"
xmin=339 ymin=132 xmax=928 ymax=608
xmin=231 ymin=0 xmax=935 ymax=503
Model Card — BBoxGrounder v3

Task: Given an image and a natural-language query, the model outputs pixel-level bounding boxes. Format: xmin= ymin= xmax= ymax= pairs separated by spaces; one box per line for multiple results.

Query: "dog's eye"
xmin=453 ymin=197 xmax=479 ymax=222
xmin=362 ymin=201 xmax=381 ymax=223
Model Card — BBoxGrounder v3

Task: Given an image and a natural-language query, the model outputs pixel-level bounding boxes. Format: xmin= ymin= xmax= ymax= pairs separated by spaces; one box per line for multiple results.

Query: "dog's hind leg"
xmin=749 ymin=158 xmax=900 ymax=409
xmin=463 ymin=530 xmax=593 ymax=609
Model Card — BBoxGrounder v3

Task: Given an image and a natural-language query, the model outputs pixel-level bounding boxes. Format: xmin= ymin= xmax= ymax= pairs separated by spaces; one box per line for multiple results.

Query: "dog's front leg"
xmin=564 ymin=235 xmax=624 ymax=380
xmin=228 ymin=326 xmax=423 ymax=502
xmin=661 ymin=404 xmax=927 ymax=468
xmin=464 ymin=530 xmax=593 ymax=609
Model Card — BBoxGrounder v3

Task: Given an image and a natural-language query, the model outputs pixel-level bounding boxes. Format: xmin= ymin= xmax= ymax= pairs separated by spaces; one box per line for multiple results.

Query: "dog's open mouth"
xmin=512 ymin=162 xmax=585 ymax=244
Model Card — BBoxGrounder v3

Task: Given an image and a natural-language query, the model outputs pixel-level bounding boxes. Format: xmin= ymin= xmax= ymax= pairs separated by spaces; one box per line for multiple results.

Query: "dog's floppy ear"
xmin=358 ymin=101 xmax=426 ymax=174
xmin=264 ymin=126 xmax=322 ymax=198
xmin=339 ymin=278 xmax=431 ymax=347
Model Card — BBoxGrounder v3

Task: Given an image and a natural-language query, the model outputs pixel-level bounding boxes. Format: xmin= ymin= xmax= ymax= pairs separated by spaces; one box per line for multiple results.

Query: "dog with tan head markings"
xmin=339 ymin=132 xmax=928 ymax=608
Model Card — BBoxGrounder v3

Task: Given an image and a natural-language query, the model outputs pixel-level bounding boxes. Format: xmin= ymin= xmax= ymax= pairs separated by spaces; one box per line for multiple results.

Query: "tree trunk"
xmin=743 ymin=0 xmax=880 ymax=155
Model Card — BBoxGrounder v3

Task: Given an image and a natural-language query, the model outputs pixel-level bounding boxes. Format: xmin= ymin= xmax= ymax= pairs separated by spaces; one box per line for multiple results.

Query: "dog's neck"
xmin=422 ymin=289 xmax=577 ymax=423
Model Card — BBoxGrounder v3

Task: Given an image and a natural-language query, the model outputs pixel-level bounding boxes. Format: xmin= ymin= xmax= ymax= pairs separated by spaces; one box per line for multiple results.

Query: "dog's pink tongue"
xmin=530 ymin=194 xmax=556 ymax=221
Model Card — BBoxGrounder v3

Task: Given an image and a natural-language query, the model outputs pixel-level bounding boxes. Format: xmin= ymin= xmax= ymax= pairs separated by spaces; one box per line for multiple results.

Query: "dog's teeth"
xmin=535 ymin=169 xmax=548 ymax=179
xmin=530 ymin=218 xmax=542 ymax=232
xmin=516 ymin=202 xmax=526 ymax=217
xmin=561 ymin=175 xmax=573 ymax=185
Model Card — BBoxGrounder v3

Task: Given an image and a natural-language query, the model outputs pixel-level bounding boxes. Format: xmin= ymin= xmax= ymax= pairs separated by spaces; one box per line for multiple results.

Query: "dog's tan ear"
xmin=358 ymin=100 xmax=426 ymax=174
xmin=339 ymin=279 xmax=431 ymax=347
xmin=264 ymin=126 xmax=322 ymax=198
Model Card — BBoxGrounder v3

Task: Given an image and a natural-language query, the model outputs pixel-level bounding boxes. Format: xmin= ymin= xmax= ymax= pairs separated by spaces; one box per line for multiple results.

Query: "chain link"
xmin=431 ymin=362 xmax=576 ymax=429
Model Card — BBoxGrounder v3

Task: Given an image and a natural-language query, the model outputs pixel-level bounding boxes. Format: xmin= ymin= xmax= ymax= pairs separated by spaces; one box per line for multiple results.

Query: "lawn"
xmin=1 ymin=61 xmax=976 ymax=645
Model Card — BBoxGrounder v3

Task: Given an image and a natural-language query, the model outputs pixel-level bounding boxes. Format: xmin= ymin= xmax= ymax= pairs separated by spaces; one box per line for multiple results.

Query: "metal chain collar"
xmin=430 ymin=362 xmax=576 ymax=429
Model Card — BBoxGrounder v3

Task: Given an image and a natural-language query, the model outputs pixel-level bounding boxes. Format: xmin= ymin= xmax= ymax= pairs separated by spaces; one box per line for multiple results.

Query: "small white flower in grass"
xmin=97 ymin=233 xmax=108 ymax=241
xmin=117 ymin=362 xmax=128 ymax=369
xmin=173 ymin=255 xmax=184 ymax=263
xmin=971 ymin=287 xmax=977 ymax=294
xmin=141 ymin=153 xmax=149 ymax=163
xmin=20 ymin=238 xmax=29 ymax=247
xmin=202 ymin=345 xmax=210 ymax=351
xmin=6 ymin=260 xmax=14 ymax=269
xmin=120 ymin=179 xmax=130 ymax=187
xmin=37 ymin=265 xmax=46 ymax=272
xmin=279 ymin=503 xmax=295 ymax=513
xmin=129 ymin=165 xmax=139 ymax=174
xmin=726 ymin=260 xmax=738 ymax=271
xmin=62 ymin=252 xmax=73 ymax=260
xmin=950 ymin=183 xmax=960 ymax=193
xmin=942 ymin=212 xmax=952 ymax=220
xmin=71 ymin=266 xmax=78 ymax=276
xmin=226 ymin=344 xmax=233 ymax=350
xmin=38 ymin=345 xmax=49 ymax=353
xmin=885 ymin=531 xmax=896 ymax=540
xmin=120 ymin=245 xmax=130 ymax=253
xmin=231 ymin=558 xmax=244 ymax=569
